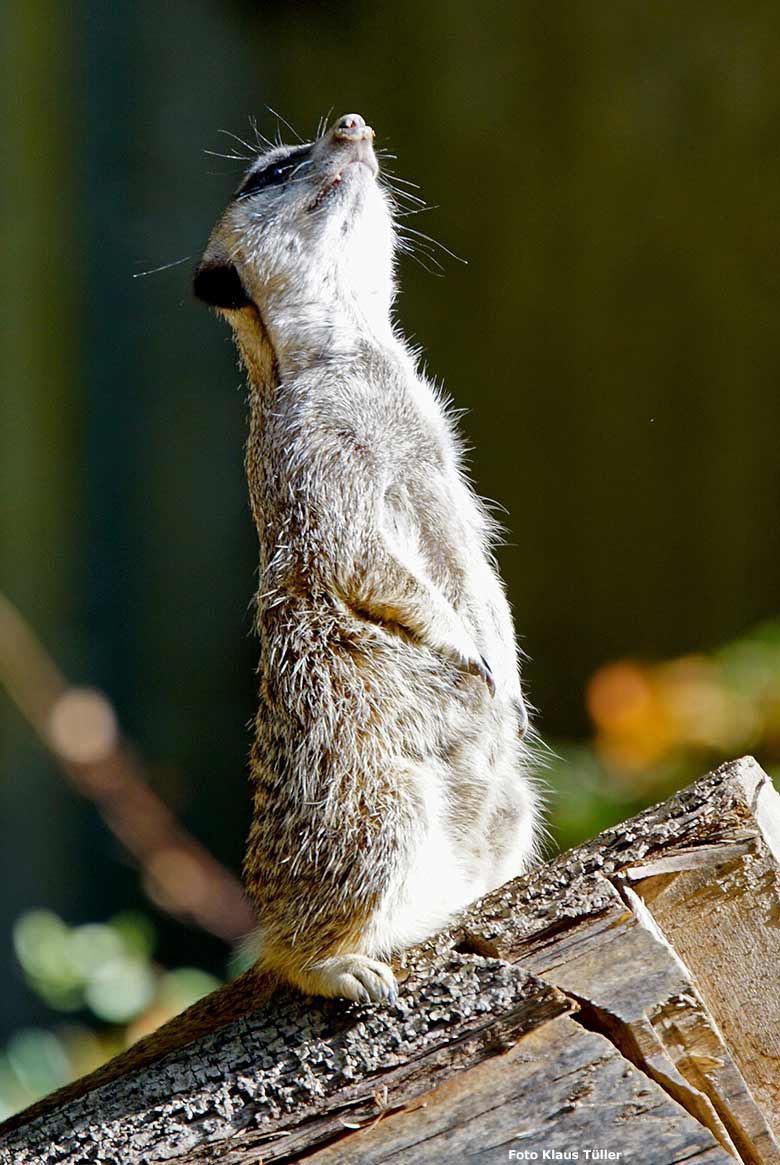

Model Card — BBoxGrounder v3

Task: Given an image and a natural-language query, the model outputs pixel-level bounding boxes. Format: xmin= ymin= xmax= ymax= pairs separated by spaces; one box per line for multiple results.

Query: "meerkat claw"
xmin=481 ymin=656 xmax=496 ymax=696
xmin=466 ymin=654 xmax=495 ymax=696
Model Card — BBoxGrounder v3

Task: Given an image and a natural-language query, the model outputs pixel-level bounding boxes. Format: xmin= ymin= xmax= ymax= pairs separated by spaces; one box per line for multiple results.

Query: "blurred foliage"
xmin=544 ymin=618 xmax=780 ymax=851
xmin=0 ymin=910 xmax=221 ymax=1119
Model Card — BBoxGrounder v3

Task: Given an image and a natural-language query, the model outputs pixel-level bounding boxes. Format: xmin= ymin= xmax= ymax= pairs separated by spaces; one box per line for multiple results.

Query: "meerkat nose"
xmin=336 ymin=113 xmax=365 ymax=131
xmin=332 ymin=113 xmax=374 ymax=142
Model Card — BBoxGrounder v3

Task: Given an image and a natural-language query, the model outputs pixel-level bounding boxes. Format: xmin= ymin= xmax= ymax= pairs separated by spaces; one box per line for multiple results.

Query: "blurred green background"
xmin=2 ymin=0 xmax=780 ymax=1115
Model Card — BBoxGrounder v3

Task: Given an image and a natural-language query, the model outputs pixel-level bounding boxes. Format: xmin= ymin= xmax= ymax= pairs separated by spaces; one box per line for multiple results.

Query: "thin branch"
xmin=0 ymin=592 xmax=256 ymax=946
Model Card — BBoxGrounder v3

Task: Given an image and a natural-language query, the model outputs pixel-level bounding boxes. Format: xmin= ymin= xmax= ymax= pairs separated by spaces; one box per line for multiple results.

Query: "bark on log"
xmin=2 ymin=755 xmax=779 ymax=1165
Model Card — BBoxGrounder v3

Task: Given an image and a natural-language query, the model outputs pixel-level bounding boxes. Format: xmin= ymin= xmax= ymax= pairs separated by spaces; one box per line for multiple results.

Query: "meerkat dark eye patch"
xmin=235 ymin=145 xmax=312 ymax=200
xmin=193 ymin=260 xmax=252 ymax=310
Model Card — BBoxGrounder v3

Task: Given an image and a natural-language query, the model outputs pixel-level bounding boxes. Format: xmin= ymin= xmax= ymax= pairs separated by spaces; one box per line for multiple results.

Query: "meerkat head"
xmin=194 ymin=114 xmax=395 ymax=352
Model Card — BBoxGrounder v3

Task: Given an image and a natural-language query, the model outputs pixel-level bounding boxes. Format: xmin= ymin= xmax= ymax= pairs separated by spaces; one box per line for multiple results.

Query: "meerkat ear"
xmin=193 ymin=254 xmax=252 ymax=310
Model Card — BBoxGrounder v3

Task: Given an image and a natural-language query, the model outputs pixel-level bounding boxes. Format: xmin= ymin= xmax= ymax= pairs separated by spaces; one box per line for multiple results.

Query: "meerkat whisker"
xmin=395 ymin=205 xmax=439 ymax=219
xmin=383 ymin=188 xmax=429 ymax=210
xmin=316 ymin=107 xmax=335 ymax=141
xmin=248 ymin=114 xmax=277 ymax=152
xmin=397 ymin=224 xmax=467 ymax=265
xmin=399 ymin=246 xmax=446 ymax=276
xmin=132 ymin=255 xmax=192 ymax=279
xmin=218 ymin=127 xmax=262 ymax=156
xmin=378 ymin=180 xmax=429 ymax=209
xmin=266 ymin=105 xmax=305 ymax=144
xmin=204 ymin=148 xmax=255 ymax=163
xmin=377 ymin=167 xmax=423 ymax=190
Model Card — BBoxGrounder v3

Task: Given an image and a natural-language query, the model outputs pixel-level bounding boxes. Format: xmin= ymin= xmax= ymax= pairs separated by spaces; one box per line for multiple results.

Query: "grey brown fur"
xmin=194 ymin=113 xmax=538 ymax=1002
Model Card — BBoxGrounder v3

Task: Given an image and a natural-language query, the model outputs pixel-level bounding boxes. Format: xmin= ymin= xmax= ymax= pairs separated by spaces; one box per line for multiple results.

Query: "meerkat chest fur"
xmin=256 ymin=351 xmax=476 ymax=600
xmin=195 ymin=113 xmax=539 ymax=1003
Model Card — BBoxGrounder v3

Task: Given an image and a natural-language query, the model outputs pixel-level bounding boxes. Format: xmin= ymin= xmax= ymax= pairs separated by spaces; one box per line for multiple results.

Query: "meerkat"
xmin=193 ymin=113 xmax=540 ymax=1004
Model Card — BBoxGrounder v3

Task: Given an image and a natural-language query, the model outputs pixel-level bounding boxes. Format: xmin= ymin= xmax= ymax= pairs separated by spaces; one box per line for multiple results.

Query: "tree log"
xmin=2 ymin=756 xmax=779 ymax=1164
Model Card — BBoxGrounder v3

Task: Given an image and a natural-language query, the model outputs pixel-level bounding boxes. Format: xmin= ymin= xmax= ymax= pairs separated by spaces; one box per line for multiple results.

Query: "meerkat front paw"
xmin=467 ymin=654 xmax=496 ymax=696
xmin=449 ymin=648 xmax=496 ymax=697
xmin=299 ymin=955 xmax=398 ymax=1004
xmin=428 ymin=617 xmax=495 ymax=696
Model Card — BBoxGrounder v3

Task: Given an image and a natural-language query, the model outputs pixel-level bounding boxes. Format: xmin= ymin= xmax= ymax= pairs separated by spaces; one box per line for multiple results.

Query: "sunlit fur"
xmin=196 ymin=115 xmax=540 ymax=1003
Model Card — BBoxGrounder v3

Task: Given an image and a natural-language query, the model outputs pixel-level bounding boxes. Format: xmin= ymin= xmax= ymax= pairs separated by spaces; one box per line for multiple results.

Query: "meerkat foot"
xmin=297 ymin=955 xmax=398 ymax=1003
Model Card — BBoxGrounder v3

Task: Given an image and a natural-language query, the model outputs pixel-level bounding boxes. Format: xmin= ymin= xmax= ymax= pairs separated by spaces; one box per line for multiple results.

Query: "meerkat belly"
xmin=365 ymin=715 xmax=530 ymax=953
xmin=368 ymin=764 xmax=477 ymax=951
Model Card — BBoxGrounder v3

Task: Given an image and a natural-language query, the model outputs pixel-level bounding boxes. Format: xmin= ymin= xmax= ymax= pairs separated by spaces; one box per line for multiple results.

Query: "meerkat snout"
xmin=334 ymin=113 xmax=368 ymax=133
xmin=194 ymin=112 xmax=394 ymax=344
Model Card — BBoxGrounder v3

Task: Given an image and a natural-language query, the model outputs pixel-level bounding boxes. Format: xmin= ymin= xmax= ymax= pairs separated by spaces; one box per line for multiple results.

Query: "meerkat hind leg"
xmin=292 ymin=954 xmax=398 ymax=1004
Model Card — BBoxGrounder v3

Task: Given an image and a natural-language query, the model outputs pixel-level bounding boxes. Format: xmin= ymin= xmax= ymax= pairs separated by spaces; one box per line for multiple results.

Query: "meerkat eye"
xmin=235 ymin=147 xmax=311 ymax=200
